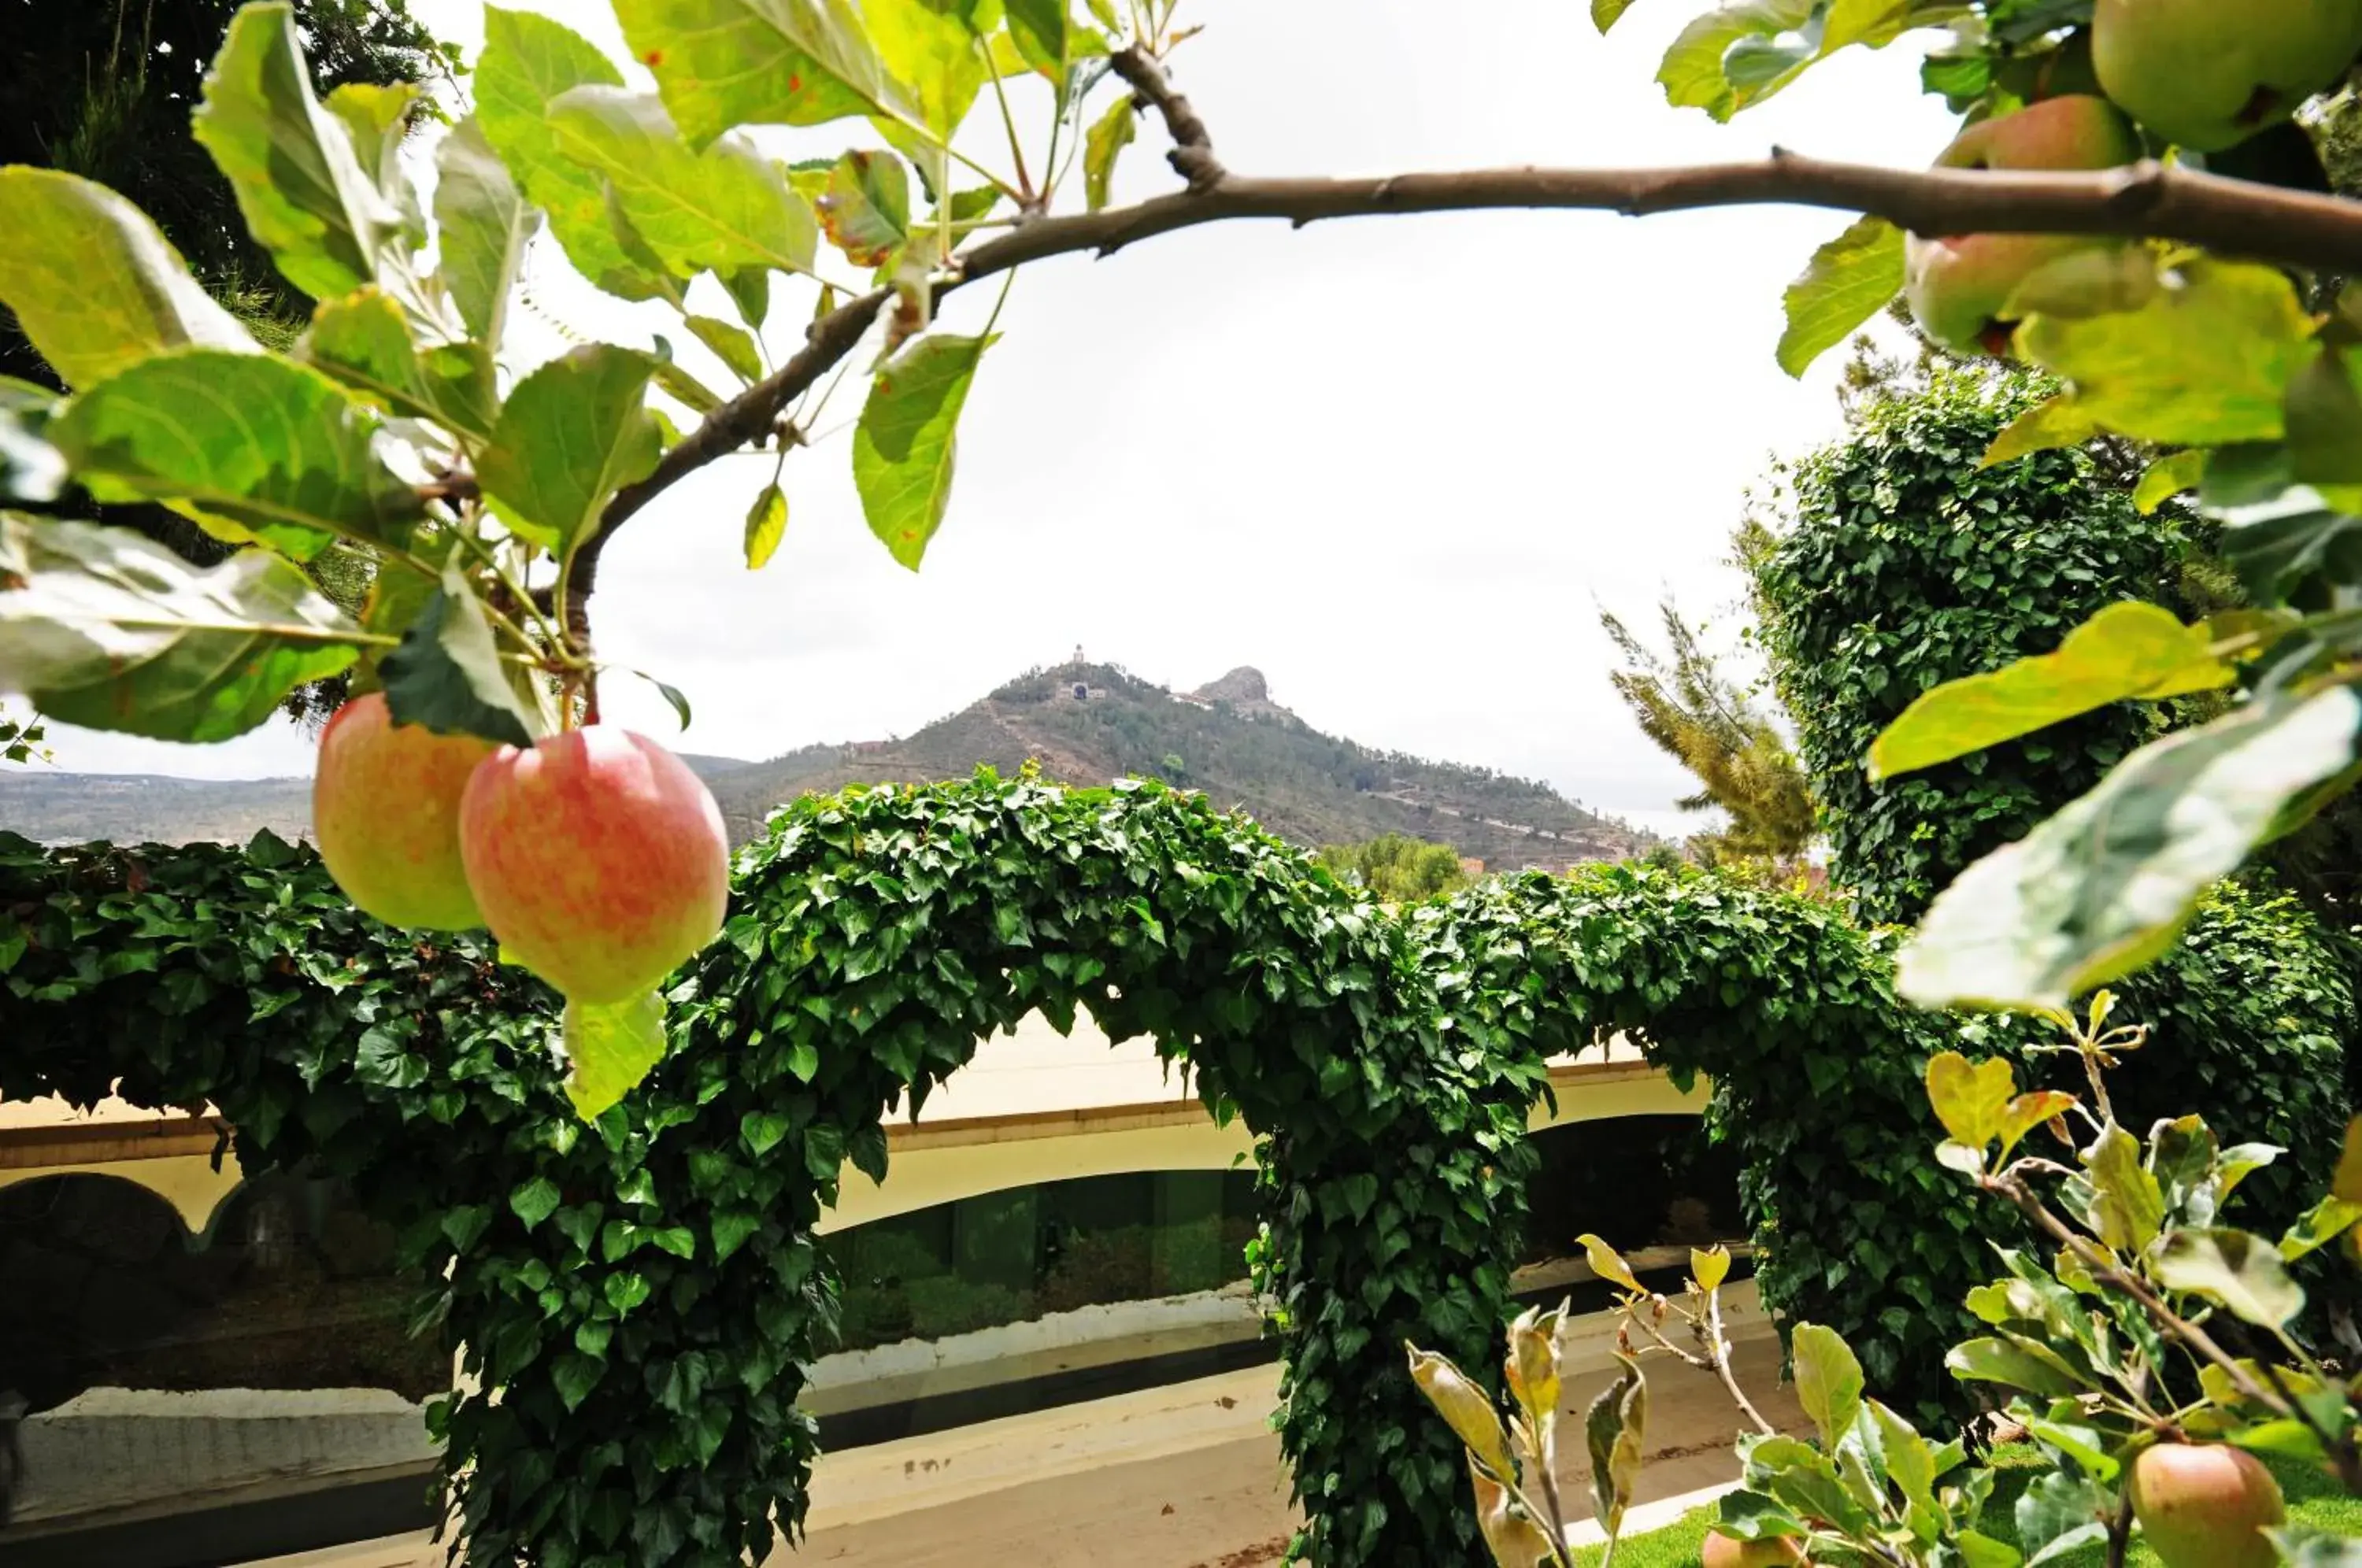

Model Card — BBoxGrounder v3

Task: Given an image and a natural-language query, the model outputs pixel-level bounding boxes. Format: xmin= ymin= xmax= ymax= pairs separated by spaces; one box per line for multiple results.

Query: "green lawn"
xmin=1570 ymin=1448 xmax=2362 ymax=1566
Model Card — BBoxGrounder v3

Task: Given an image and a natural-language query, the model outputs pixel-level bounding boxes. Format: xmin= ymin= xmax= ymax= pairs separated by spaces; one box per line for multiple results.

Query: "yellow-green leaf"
xmin=1406 ymin=1344 xmax=1516 ymax=1481
xmin=1980 ymin=393 xmax=2105 ymax=467
xmin=2335 ymin=1116 xmax=2362 ymax=1204
xmin=743 ymin=482 xmax=787 ymax=569
xmin=1869 ymin=602 xmax=2235 ymax=780
xmin=1594 ymin=0 xmax=1638 ymax=31
xmin=1925 ymin=1051 xmax=2016 ymax=1149
xmin=193 ymin=4 xmax=405 ymax=303
xmin=476 ymin=345 xmax=663 ymax=555
xmin=304 ymin=287 xmax=494 ymax=439
xmin=1690 ymin=1244 xmax=1731 ymax=1293
xmin=0 ymin=168 xmax=257 ymax=390
xmin=1084 ymin=93 xmax=1137 ymax=213
xmin=853 ymin=331 xmax=995 ymax=570
xmin=1504 ymin=1304 xmax=1564 ymax=1422
xmin=687 ymin=315 xmax=765 ymax=384
xmin=817 ymin=150 xmax=910 ymax=268
xmin=2134 ymin=449 xmax=2207 ymax=514
xmin=2020 ymin=258 xmax=2320 ymax=447
xmin=434 ymin=115 xmax=535 ymax=349
xmin=1584 ymin=1353 xmax=1648 ymax=1539
xmin=1576 ymin=1231 xmax=1642 ymax=1292
xmin=1467 ymin=1455 xmax=1557 ymax=1567
xmin=2086 ymin=1121 xmax=2164 ymax=1254
xmin=2152 ymin=1227 xmax=2305 ymax=1326
xmin=865 ymin=0 xmax=987 ymax=139
xmin=1777 ymin=216 xmax=1902 ymax=379
xmin=562 ymin=990 xmax=670 ymax=1119
xmin=613 ymin=0 xmax=876 ymax=149
xmin=1790 ymin=1322 xmax=1862 ymax=1452
xmin=1997 ymin=1091 xmax=2078 ymax=1162
xmin=547 ymin=87 xmax=819 ymax=279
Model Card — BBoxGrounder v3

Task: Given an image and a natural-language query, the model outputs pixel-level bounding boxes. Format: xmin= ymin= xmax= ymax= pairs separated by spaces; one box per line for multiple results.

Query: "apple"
xmin=1903 ymin=96 xmax=2142 ymax=356
xmin=2094 ymin=0 xmax=2362 ymax=152
xmin=457 ymin=727 xmax=730 ymax=1004
xmin=1701 ymin=1529 xmax=1807 ymax=1567
xmin=313 ymin=692 xmax=494 ymax=931
xmin=2129 ymin=1443 xmax=2286 ymax=1568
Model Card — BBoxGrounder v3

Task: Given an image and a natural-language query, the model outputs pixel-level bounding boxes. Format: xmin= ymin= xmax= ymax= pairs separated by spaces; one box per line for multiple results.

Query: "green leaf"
xmin=2015 ymin=1471 xmax=2111 ymax=1566
xmin=1007 ymin=0 xmax=1075 ymax=78
xmin=1790 ymin=1322 xmax=1862 ymax=1450
xmin=1870 ymin=603 xmax=2235 ymax=781
xmin=0 ymin=168 xmax=258 ymax=390
xmin=744 ymin=482 xmax=787 ymax=569
xmin=476 ymin=345 xmax=662 ymax=556
xmin=687 ymin=316 xmax=765 ymax=383
xmin=2020 ymin=259 xmax=2319 ymax=446
xmin=2134 ymin=449 xmax=2208 ymax=515
xmin=2217 ymin=497 xmax=2362 ymax=606
xmin=1594 ymin=0 xmax=1638 ymax=30
xmin=475 ymin=8 xmax=667 ymax=301
xmin=324 ymin=82 xmax=422 ymax=236
xmin=817 ymin=150 xmax=910 ymax=268
xmin=547 ymin=87 xmax=820 ymax=279
xmin=47 ymin=349 xmax=425 ymax=561
xmin=435 ymin=116 xmax=535 ymax=349
xmin=854 ymin=332 xmax=994 ymax=569
xmin=552 ymin=1352 xmax=603 ymax=1410
xmin=2280 ymin=1195 xmax=2362 ymax=1261
xmin=192 ymin=3 xmax=405 ymax=302
xmin=741 ymin=1109 xmax=790 ymax=1158
xmin=1777 ymin=216 xmax=1902 ymax=379
xmin=1583 ymin=1353 xmax=1648 ymax=1537
xmin=1658 ymin=0 xmax=1909 ymax=120
xmin=2085 ymin=1121 xmax=2164 ymax=1253
xmin=1898 ymin=686 xmax=2362 ymax=1011
xmin=1945 ymin=1336 xmax=2090 ymax=1397
xmin=0 ymin=512 xmax=361 ymax=741
xmin=2286 ymin=346 xmax=2362 ymax=485
xmin=304 ymin=287 xmax=495 ymax=439
xmin=2273 ymin=1526 xmax=2362 ymax=1566
xmin=711 ymin=1210 xmax=763 ymax=1262
xmin=0 ymin=378 xmax=65 ymax=504
xmin=2152 ymin=1227 xmax=2305 ymax=1326
xmin=378 ymin=567 xmax=538 ymax=746
xmin=1979 ymin=393 xmax=2103 ymax=468
xmin=1083 ymin=94 xmax=1137 ymax=213
xmin=563 ymin=991 xmax=669 ymax=1119
xmin=510 ymin=1175 xmax=563 ymax=1229
xmin=613 ymin=0 xmax=883 ymax=149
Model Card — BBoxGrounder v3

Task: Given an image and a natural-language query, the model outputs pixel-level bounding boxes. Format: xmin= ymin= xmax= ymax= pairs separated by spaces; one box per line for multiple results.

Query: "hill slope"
xmin=705 ymin=664 xmax=1648 ymax=868
xmin=0 ymin=666 xmax=1650 ymax=869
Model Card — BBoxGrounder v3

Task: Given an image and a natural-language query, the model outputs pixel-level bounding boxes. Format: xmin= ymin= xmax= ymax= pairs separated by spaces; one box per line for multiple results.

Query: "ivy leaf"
xmin=475 ymin=8 xmax=668 ymax=301
xmin=1898 ymin=686 xmax=2362 ymax=1011
xmin=192 ymin=3 xmax=406 ymax=302
xmin=1084 ymin=94 xmax=1136 ymax=213
xmin=49 ymin=349 xmax=424 ymax=561
xmin=710 ymin=1210 xmax=763 ymax=1262
xmin=0 ymin=512 xmax=361 ymax=741
xmin=613 ymin=0 xmax=881 ymax=149
xmin=435 ymin=116 xmax=536 ymax=350
xmin=552 ymin=1352 xmax=603 ymax=1411
xmin=563 ymin=991 xmax=670 ymax=1119
xmin=817 ymin=151 xmax=911 ymax=268
xmin=2020 ymin=259 xmax=2319 ymax=446
xmin=2134 ymin=449 xmax=2207 ymax=514
xmin=476 ymin=345 xmax=662 ymax=556
xmin=1776 ymin=216 xmax=1902 ymax=379
xmin=510 ymin=1175 xmax=563 ymax=1229
xmin=854 ymin=332 xmax=995 ymax=570
xmin=1870 ymin=603 xmax=2235 ymax=781
xmin=0 ymin=168 xmax=258 ymax=390
xmin=378 ymin=567 xmax=538 ymax=747
xmin=1790 ymin=1322 xmax=1862 ymax=1450
xmin=547 ymin=87 xmax=820 ymax=279
xmin=2153 ymin=1227 xmax=2305 ymax=1326
xmin=743 ymin=483 xmax=788 ymax=569
xmin=304 ymin=287 xmax=495 ymax=439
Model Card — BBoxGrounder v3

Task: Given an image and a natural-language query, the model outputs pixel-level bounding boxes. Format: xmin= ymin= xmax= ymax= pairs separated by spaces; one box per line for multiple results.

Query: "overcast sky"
xmin=24 ymin=2 xmax=1959 ymax=838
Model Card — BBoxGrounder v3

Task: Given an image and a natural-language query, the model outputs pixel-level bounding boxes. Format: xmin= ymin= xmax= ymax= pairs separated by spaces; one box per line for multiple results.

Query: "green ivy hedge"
xmin=2 ymin=775 xmax=2348 ymax=1561
xmin=1747 ymin=371 xmax=2200 ymax=926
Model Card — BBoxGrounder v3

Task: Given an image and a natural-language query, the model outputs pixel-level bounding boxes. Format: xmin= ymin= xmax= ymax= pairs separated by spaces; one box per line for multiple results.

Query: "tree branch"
xmin=567 ymin=120 xmax=2362 ymax=619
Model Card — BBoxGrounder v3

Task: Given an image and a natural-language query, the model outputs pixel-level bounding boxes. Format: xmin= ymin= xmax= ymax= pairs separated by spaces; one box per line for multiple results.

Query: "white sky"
xmin=24 ymin=2 xmax=1959 ymax=840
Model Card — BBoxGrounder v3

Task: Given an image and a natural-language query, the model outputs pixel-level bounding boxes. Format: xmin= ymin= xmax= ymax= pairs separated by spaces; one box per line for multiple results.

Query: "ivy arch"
xmin=2 ymin=775 xmax=2344 ymax=1566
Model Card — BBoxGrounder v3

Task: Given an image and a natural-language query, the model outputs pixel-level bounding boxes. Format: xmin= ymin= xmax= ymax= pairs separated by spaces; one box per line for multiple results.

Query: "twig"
xmin=561 ymin=60 xmax=2362 ymax=620
xmin=1705 ymin=1287 xmax=1777 ymax=1437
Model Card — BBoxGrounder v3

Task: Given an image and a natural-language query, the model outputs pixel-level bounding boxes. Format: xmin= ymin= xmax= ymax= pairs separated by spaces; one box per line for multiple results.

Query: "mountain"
xmin=702 ymin=662 xmax=1649 ymax=869
xmin=0 ymin=665 xmax=1652 ymax=870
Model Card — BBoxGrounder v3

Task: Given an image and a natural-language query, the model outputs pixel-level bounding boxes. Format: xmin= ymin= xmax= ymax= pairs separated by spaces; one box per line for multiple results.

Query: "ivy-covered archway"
xmin=2 ymin=773 xmax=2345 ymax=1566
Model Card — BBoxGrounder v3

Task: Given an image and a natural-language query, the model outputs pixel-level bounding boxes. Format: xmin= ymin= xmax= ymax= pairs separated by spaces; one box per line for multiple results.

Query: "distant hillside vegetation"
xmin=0 ymin=667 xmax=1650 ymax=870
xmin=703 ymin=663 xmax=1649 ymax=868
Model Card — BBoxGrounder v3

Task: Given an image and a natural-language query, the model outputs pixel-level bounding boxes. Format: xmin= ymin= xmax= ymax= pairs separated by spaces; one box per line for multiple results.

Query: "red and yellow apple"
xmin=2129 ymin=1442 xmax=2285 ymax=1568
xmin=2094 ymin=0 xmax=2362 ymax=152
xmin=313 ymin=692 xmax=494 ymax=931
xmin=457 ymin=727 xmax=729 ymax=1004
xmin=1904 ymin=95 xmax=2143 ymax=357
xmin=1701 ymin=1529 xmax=1808 ymax=1567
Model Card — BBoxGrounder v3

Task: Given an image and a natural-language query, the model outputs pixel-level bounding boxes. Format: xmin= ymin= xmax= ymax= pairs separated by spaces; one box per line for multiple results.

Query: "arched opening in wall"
xmin=0 ymin=1169 xmax=445 ymax=1562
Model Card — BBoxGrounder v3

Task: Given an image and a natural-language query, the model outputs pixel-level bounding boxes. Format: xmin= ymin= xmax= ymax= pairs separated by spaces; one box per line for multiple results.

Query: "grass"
xmin=1568 ymin=1447 xmax=2362 ymax=1566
